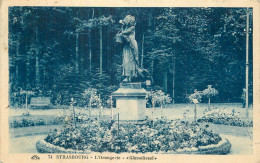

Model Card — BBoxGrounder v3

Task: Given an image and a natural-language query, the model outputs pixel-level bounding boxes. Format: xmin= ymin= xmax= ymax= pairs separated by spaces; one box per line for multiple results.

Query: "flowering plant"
xmin=188 ymin=90 xmax=202 ymax=104
xmin=9 ymin=117 xmax=61 ymax=128
xmin=188 ymin=90 xmax=202 ymax=122
xmin=202 ymin=85 xmax=218 ymax=109
xmin=146 ymin=90 xmax=171 ymax=119
xmin=82 ymin=88 xmax=102 ymax=108
xmin=202 ymin=85 xmax=218 ymax=98
xmin=198 ymin=108 xmax=253 ymax=127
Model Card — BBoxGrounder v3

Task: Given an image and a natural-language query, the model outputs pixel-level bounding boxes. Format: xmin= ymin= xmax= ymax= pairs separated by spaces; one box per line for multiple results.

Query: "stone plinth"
xmin=112 ymin=82 xmax=147 ymax=121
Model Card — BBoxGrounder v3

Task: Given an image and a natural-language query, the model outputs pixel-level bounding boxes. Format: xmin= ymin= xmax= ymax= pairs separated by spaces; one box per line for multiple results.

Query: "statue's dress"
xmin=121 ymin=26 xmax=139 ymax=78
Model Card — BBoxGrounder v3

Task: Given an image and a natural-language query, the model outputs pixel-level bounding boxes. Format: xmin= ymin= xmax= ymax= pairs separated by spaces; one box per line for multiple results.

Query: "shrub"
xmin=9 ymin=117 xmax=63 ymax=128
xmin=188 ymin=90 xmax=203 ymax=122
xmin=188 ymin=90 xmax=202 ymax=104
xmin=202 ymin=85 xmax=218 ymax=109
xmin=198 ymin=108 xmax=253 ymax=127
xmin=146 ymin=90 xmax=171 ymax=120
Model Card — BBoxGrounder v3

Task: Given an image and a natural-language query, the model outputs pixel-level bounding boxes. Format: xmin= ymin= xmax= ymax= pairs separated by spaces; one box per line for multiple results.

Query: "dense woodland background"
xmin=8 ymin=7 xmax=253 ymax=107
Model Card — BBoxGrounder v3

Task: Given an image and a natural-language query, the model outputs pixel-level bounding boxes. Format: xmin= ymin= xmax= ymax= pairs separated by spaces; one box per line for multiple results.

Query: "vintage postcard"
xmin=1 ymin=0 xmax=260 ymax=162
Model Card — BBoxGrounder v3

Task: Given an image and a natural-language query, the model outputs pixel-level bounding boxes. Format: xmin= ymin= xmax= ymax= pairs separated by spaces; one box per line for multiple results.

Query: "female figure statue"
xmin=116 ymin=15 xmax=143 ymax=82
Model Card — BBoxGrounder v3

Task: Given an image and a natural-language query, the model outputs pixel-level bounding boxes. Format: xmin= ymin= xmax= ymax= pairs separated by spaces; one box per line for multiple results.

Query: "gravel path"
xmin=9 ymin=135 xmax=47 ymax=153
xmin=221 ymin=135 xmax=253 ymax=155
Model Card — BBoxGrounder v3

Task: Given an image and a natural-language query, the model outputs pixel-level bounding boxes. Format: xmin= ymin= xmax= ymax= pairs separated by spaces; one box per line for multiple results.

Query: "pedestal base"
xmin=112 ymin=82 xmax=147 ymax=121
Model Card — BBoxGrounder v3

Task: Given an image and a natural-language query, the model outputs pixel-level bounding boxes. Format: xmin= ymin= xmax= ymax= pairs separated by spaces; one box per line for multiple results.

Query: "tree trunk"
xmin=172 ymin=56 xmax=175 ymax=103
xmin=151 ymin=59 xmax=154 ymax=83
xmin=35 ymin=55 xmax=39 ymax=86
xmin=163 ymin=72 xmax=168 ymax=93
xmin=88 ymin=30 xmax=92 ymax=72
xmin=42 ymin=67 xmax=46 ymax=89
xmin=99 ymin=26 xmax=103 ymax=75
xmin=35 ymin=27 xmax=40 ymax=87
xmin=88 ymin=9 xmax=94 ymax=73
xmin=80 ymin=37 xmax=84 ymax=73
xmin=15 ymin=39 xmax=19 ymax=82
xmin=26 ymin=51 xmax=30 ymax=89
xmin=15 ymin=64 xmax=19 ymax=83
xmin=75 ymin=33 xmax=79 ymax=73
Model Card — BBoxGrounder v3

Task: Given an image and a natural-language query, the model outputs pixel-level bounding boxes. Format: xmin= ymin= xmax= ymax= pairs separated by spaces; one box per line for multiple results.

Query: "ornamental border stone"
xmin=36 ymin=138 xmax=231 ymax=155
xmin=170 ymin=138 xmax=232 ymax=155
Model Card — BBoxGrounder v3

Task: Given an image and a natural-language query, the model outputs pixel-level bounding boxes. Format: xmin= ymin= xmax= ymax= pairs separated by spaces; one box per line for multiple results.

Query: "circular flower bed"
xmin=38 ymin=120 xmax=231 ymax=154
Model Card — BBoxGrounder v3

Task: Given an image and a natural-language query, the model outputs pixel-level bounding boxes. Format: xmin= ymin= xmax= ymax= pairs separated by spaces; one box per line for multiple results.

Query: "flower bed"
xmin=9 ymin=118 xmax=61 ymax=128
xmin=36 ymin=136 xmax=231 ymax=155
xmin=9 ymin=113 xmax=89 ymax=128
xmin=37 ymin=120 xmax=231 ymax=154
xmin=9 ymin=117 xmax=62 ymax=128
xmin=198 ymin=109 xmax=253 ymax=127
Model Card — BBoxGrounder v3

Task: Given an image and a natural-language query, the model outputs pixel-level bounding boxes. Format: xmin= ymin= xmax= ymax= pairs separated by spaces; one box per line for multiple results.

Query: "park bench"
xmin=29 ymin=97 xmax=52 ymax=109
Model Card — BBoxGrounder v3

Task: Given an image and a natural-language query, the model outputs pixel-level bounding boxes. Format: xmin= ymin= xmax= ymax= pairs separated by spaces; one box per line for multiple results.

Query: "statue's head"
xmin=120 ymin=15 xmax=136 ymax=26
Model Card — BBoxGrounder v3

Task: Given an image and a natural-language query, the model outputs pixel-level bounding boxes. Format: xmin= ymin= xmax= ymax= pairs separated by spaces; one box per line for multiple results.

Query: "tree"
xmin=82 ymin=88 xmax=97 ymax=117
xmin=147 ymin=89 xmax=171 ymax=122
xmin=189 ymin=90 xmax=202 ymax=122
xmin=202 ymin=85 xmax=218 ymax=109
xmin=75 ymin=14 xmax=114 ymax=75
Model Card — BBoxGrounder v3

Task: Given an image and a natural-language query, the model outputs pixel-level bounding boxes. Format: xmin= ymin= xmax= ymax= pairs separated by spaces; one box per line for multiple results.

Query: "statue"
xmin=116 ymin=15 xmax=143 ymax=82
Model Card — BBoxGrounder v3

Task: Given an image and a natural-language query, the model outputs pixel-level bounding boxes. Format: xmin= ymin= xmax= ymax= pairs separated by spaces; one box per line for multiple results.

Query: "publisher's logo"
xmin=31 ymin=155 xmax=40 ymax=160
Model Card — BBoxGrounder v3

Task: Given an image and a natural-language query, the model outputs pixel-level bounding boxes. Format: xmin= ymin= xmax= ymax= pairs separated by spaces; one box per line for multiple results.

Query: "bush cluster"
xmin=9 ymin=112 xmax=91 ymax=128
xmin=9 ymin=118 xmax=62 ymax=128
xmin=198 ymin=109 xmax=253 ymax=127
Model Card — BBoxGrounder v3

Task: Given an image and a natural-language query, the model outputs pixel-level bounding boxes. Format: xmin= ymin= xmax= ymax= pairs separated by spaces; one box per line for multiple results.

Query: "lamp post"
xmin=245 ymin=7 xmax=250 ymax=118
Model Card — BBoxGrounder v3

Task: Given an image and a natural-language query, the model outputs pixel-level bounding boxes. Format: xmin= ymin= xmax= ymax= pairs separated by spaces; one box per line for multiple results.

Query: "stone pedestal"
xmin=112 ymin=82 xmax=147 ymax=121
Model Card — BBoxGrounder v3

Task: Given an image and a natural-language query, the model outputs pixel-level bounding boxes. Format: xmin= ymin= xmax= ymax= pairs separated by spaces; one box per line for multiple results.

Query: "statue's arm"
xmin=120 ymin=26 xmax=135 ymax=35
